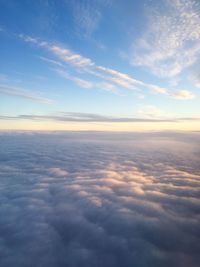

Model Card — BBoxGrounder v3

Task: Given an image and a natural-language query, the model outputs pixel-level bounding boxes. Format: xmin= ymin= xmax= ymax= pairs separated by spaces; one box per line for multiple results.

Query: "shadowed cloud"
xmin=0 ymin=132 xmax=200 ymax=267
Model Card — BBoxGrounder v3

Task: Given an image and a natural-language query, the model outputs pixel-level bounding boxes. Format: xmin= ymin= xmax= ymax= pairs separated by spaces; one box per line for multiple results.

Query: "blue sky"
xmin=0 ymin=0 xmax=200 ymax=130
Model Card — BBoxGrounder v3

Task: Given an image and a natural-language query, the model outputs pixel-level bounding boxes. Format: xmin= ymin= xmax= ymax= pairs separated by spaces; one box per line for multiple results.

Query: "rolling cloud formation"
xmin=0 ymin=132 xmax=200 ymax=267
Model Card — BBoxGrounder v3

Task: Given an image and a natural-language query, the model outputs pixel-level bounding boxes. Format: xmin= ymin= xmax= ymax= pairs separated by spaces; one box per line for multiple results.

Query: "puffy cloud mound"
xmin=0 ymin=132 xmax=200 ymax=267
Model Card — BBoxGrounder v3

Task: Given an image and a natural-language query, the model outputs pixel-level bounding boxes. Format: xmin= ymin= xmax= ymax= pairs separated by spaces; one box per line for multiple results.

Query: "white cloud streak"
xmin=19 ymin=34 xmax=195 ymax=100
xmin=169 ymin=90 xmax=195 ymax=100
xmin=0 ymin=85 xmax=54 ymax=104
xmin=54 ymin=68 xmax=93 ymax=89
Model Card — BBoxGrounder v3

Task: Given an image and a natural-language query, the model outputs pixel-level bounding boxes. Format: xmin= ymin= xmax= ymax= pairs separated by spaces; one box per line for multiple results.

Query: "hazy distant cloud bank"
xmin=1 ymin=112 xmax=200 ymax=123
xmin=0 ymin=132 xmax=200 ymax=267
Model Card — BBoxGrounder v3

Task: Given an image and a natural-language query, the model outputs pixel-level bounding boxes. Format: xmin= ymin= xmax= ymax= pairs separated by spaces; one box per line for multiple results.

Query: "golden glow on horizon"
xmin=0 ymin=120 xmax=199 ymax=132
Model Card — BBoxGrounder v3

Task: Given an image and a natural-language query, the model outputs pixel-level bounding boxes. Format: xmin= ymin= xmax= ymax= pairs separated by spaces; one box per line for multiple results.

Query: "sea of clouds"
xmin=0 ymin=131 xmax=200 ymax=267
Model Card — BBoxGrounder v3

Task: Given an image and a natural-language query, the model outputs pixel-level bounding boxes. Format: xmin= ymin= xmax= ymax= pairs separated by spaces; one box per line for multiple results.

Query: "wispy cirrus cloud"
xmin=49 ymin=45 xmax=94 ymax=68
xmin=130 ymin=0 xmax=200 ymax=78
xmin=19 ymin=34 xmax=195 ymax=100
xmin=94 ymin=66 xmax=143 ymax=90
xmin=189 ymin=73 xmax=200 ymax=88
xmin=0 ymin=85 xmax=54 ymax=104
xmin=169 ymin=90 xmax=195 ymax=100
xmin=137 ymin=105 xmax=163 ymax=118
xmin=19 ymin=34 xmax=93 ymax=69
xmin=39 ymin=56 xmax=64 ymax=67
xmin=97 ymin=82 xmax=119 ymax=94
xmin=95 ymin=66 xmax=195 ymax=99
xmin=69 ymin=0 xmax=112 ymax=36
xmin=54 ymin=68 xmax=93 ymax=89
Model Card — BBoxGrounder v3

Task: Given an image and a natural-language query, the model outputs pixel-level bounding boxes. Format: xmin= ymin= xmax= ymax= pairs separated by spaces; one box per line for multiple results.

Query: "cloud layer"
xmin=0 ymin=132 xmax=200 ymax=267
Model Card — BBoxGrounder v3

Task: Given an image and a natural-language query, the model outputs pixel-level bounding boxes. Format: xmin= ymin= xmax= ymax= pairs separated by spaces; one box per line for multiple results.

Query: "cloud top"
xmin=0 ymin=132 xmax=200 ymax=267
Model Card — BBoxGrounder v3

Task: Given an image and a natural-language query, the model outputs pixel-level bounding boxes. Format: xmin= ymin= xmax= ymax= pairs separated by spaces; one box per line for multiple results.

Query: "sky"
xmin=0 ymin=0 xmax=200 ymax=131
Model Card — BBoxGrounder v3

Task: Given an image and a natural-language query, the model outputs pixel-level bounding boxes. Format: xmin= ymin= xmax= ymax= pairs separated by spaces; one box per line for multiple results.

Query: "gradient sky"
xmin=0 ymin=0 xmax=200 ymax=131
